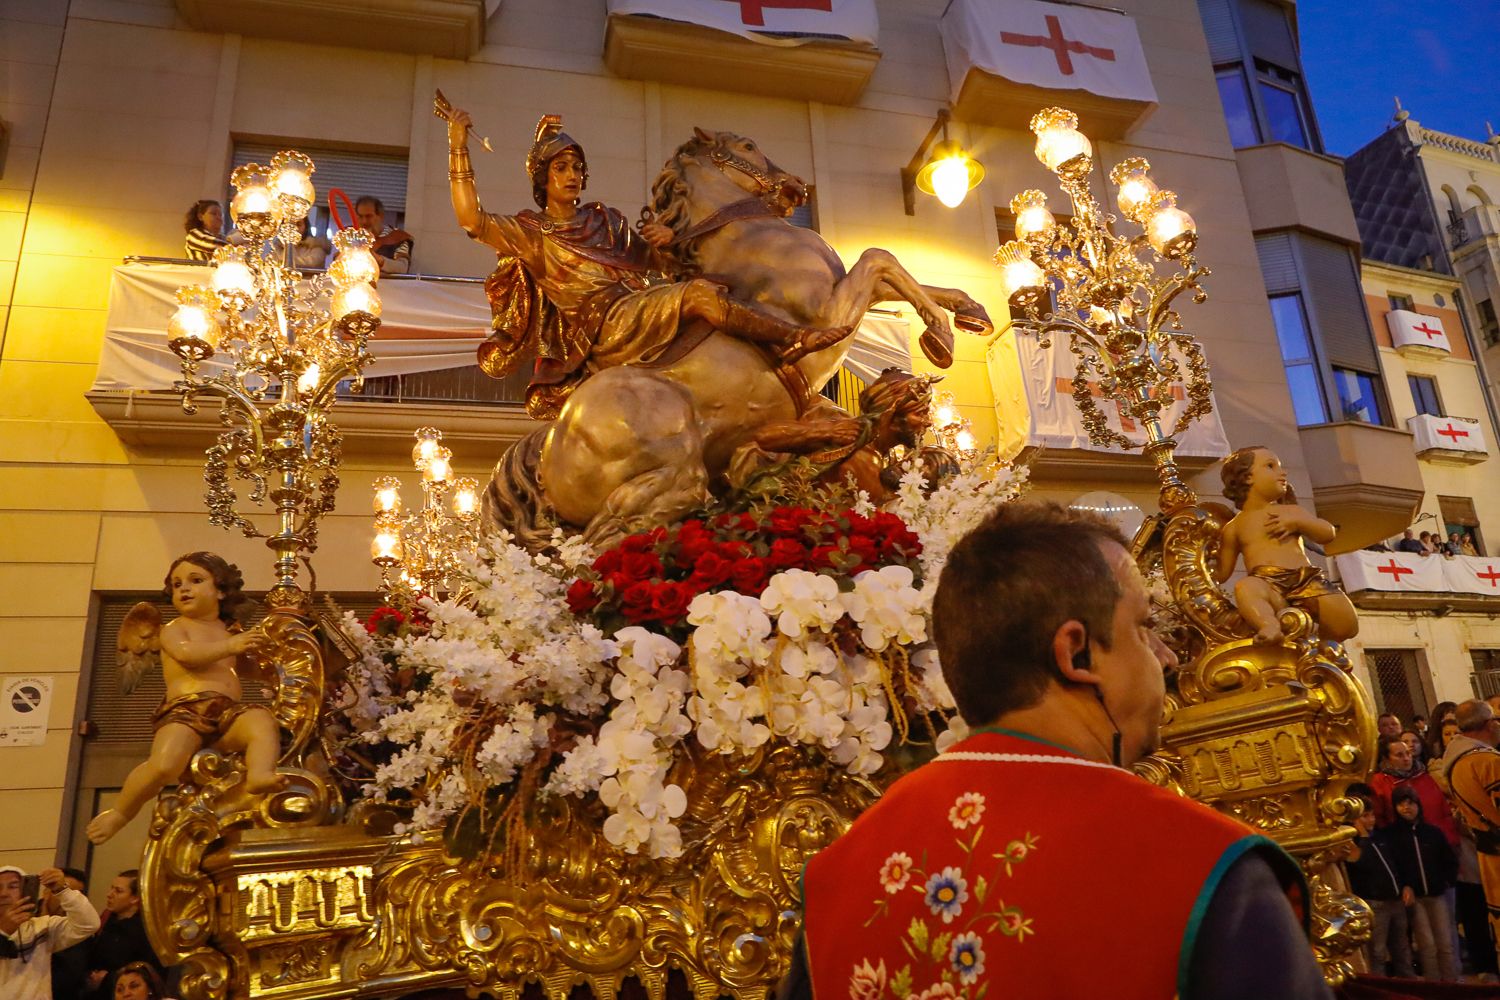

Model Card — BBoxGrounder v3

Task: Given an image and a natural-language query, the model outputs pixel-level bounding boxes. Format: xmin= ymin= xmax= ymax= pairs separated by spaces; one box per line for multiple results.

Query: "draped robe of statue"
xmin=476 ymin=202 xmax=694 ymax=419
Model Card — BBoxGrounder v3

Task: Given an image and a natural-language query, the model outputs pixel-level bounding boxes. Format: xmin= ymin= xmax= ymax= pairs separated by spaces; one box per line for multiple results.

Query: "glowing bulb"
xmin=1030 ymin=108 xmax=1092 ymax=174
xmin=930 ymin=156 xmax=972 ymax=208
xmin=452 ymin=478 xmax=479 ymax=519
xmin=934 ymin=403 xmax=957 ymax=427
xmin=423 ymin=447 xmax=452 ymax=484
xmin=210 ymin=258 xmax=254 ymax=300
xmin=296 ymin=363 xmax=320 ymax=394
xmin=331 ymin=247 xmax=380 ymax=287
xmin=412 ymin=427 xmax=442 ymax=466
xmin=1147 ymin=202 xmax=1197 ymax=258
xmin=373 ymin=476 xmax=402 ymax=515
xmin=954 ymin=428 xmax=976 ymax=453
xmin=994 ymin=241 xmax=1047 ymax=308
xmin=333 ymin=282 xmax=380 ymax=321
xmin=371 ymin=529 xmax=403 ymax=566
xmin=230 ymin=185 xmax=274 ymax=221
xmin=167 ymin=286 xmax=222 ymax=360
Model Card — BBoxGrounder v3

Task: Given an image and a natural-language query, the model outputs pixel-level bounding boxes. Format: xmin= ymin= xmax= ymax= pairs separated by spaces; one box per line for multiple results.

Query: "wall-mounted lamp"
xmin=901 ymin=108 xmax=984 ymax=215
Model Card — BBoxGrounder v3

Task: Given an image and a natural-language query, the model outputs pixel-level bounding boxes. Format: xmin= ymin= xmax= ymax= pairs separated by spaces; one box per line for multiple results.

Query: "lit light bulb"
xmin=1109 ymin=157 xmax=1158 ymax=222
xmin=296 ymin=362 xmax=320 ymax=394
xmin=412 ymin=427 xmax=442 ymax=466
xmin=333 ymin=282 xmax=381 ymax=321
xmin=1145 ymin=192 xmax=1197 ymax=258
xmin=331 ymin=247 xmax=380 ymax=287
xmin=423 ymin=447 xmax=452 ymax=484
xmin=373 ymin=476 xmax=402 ymax=515
xmin=954 ymin=428 xmax=976 ymax=453
xmin=930 ymin=156 xmax=972 ymax=208
xmin=1030 ymin=108 xmax=1092 ymax=175
xmin=210 ymin=257 xmax=254 ymax=301
xmin=452 ymin=478 xmax=479 ymax=519
xmin=1010 ymin=189 xmax=1055 ymax=243
xmin=371 ymin=528 xmax=404 ymax=566
xmin=167 ymin=287 xmax=222 ymax=360
xmin=993 ymin=241 xmax=1047 ymax=312
xmin=271 ymin=150 xmax=316 ymax=215
xmin=934 ymin=403 xmax=957 ymax=427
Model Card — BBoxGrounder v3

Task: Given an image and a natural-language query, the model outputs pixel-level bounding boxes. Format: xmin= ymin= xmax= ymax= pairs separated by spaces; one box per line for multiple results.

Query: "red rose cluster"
xmin=566 ymin=507 xmax=923 ymax=631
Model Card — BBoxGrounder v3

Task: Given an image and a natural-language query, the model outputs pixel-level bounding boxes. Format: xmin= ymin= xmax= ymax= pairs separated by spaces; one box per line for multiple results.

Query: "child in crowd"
xmin=1346 ymin=791 xmax=1412 ymax=977
xmin=1387 ymin=786 xmax=1460 ymax=981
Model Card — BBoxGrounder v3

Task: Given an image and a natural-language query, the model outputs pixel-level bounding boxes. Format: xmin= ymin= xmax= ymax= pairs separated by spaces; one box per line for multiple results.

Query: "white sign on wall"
xmin=0 ymin=675 xmax=53 ymax=747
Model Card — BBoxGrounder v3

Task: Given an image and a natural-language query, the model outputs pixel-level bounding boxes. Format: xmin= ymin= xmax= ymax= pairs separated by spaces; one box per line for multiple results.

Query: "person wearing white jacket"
xmin=0 ymin=865 xmax=101 ymax=1000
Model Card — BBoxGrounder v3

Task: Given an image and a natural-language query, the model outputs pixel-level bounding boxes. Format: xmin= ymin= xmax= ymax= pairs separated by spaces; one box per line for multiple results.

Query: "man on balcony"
xmin=355 ymin=196 xmax=413 ymax=276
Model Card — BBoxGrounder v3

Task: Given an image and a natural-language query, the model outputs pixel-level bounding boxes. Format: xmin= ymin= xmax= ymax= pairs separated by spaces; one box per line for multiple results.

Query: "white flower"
xmin=842 ymin=565 xmax=927 ymax=651
xmin=760 ymin=569 xmax=845 ymax=638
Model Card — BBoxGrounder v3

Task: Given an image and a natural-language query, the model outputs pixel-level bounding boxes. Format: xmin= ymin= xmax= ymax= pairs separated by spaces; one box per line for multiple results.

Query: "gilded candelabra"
xmin=168 ymin=150 xmax=383 ymax=611
xmin=370 ymin=426 xmax=481 ymax=604
xmin=928 ymin=390 xmax=978 ymax=461
xmin=994 ymin=109 xmax=1374 ymax=984
xmin=995 ymin=108 xmax=1212 ymax=514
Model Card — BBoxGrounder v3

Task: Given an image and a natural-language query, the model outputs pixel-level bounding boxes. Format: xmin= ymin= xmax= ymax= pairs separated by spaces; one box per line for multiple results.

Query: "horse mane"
xmin=644 ymin=134 xmax=715 ymax=276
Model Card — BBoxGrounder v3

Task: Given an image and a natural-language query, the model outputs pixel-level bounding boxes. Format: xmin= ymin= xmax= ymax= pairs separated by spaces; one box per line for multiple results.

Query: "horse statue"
xmin=484 ymin=128 xmax=994 ymax=548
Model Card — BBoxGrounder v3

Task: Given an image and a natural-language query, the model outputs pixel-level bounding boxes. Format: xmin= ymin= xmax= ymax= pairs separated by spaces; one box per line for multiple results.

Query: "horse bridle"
xmin=707 ymin=143 xmax=782 ymax=197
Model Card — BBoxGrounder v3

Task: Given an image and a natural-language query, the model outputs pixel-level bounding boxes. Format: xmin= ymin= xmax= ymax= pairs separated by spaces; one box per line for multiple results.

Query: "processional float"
xmin=122 ymin=106 xmax=1372 ymax=999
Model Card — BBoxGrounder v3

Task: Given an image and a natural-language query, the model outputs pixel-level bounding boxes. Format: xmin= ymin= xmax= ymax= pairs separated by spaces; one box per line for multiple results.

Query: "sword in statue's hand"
xmin=433 ymin=89 xmax=493 ymax=153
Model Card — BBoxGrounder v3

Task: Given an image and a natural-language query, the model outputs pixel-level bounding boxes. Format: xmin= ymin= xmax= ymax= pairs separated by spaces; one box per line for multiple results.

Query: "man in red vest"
xmin=785 ymin=501 xmax=1330 ymax=1000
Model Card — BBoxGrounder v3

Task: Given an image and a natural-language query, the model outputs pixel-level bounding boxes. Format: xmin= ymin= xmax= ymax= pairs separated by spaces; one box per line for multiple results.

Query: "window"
xmin=231 ymin=141 xmax=410 ymax=236
xmin=1255 ymin=61 xmax=1311 ymax=148
xmin=1479 ymin=299 xmax=1500 ymax=346
xmin=1215 ymin=66 xmax=1261 ymax=148
xmin=1388 ymin=293 xmax=1415 ymax=312
xmin=1365 ymin=649 xmax=1429 ymax=721
xmin=1471 ymin=650 xmax=1500 ymax=699
xmin=1268 ymin=294 xmax=1326 ymax=425
xmin=1407 ymin=374 xmax=1442 ymax=416
xmin=1333 ymin=367 xmax=1387 ymax=425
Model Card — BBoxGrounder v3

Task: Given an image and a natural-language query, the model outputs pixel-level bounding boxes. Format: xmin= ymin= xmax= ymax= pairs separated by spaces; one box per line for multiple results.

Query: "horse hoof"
xmin=919 ymin=329 xmax=954 ymax=368
xmin=953 ymin=303 xmax=993 ymax=335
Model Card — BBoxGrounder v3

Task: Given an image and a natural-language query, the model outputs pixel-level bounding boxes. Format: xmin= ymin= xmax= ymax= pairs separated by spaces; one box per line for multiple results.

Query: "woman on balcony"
xmin=183 ymin=200 xmax=227 ymax=262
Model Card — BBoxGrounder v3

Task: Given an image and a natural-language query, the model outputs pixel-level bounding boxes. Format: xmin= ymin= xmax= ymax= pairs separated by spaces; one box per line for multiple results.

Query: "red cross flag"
xmin=1408 ymin=413 xmax=1487 ymax=455
xmin=1387 ymin=309 xmax=1452 ymax=353
xmin=1443 ymin=556 xmax=1500 ymax=594
xmin=1335 ymin=551 xmax=1446 ymax=592
xmin=941 ymin=0 xmax=1155 ymax=104
xmin=607 ymin=0 xmax=877 ymax=46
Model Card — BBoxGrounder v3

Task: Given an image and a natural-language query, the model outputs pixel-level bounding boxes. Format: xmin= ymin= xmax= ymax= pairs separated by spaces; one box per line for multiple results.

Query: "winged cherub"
xmin=86 ymin=552 xmax=279 ymax=844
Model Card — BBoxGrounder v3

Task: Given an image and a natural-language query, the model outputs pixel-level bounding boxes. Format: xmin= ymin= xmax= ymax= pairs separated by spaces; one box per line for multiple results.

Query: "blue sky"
xmin=1297 ymin=2 xmax=1500 ymax=156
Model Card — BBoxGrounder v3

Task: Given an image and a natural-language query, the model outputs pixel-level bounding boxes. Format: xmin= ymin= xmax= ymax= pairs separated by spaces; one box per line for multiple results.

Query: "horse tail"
xmin=482 ymin=428 xmax=557 ymax=550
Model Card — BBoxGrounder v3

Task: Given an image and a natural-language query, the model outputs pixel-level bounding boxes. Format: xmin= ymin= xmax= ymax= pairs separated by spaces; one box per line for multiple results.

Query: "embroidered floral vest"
xmin=802 ymin=730 xmax=1296 ymax=1000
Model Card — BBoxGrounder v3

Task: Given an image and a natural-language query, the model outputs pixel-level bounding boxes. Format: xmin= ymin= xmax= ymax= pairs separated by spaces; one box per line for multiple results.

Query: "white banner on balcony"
xmin=987 ymin=330 xmax=1230 ymax=458
xmin=1443 ymin=555 xmax=1500 ymax=594
xmin=940 ymin=0 xmax=1156 ymax=104
xmin=1408 ymin=413 xmax=1487 ymax=454
xmin=91 ymin=263 xmax=907 ymax=392
xmin=1387 ymin=309 xmax=1452 ymax=353
xmin=1334 ymin=551 xmax=1447 ymax=592
xmin=606 ymin=0 xmax=878 ymax=46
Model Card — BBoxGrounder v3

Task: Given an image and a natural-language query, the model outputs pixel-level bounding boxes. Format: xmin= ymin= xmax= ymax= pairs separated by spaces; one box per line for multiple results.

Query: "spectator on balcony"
xmin=1396 ymin=530 xmax=1426 ymax=555
xmin=292 ymin=217 xmax=331 ymax=271
xmin=355 ymin=196 xmax=412 ymax=275
xmin=1420 ymin=531 xmax=1441 ymax=556
xmin=183 ymin=200 xmax=227 ymax=262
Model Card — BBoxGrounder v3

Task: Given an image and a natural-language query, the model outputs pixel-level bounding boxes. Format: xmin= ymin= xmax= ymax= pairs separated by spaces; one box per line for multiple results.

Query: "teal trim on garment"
xmin=970 ymin=725 xmax=1088 ymax=758
xmin=1176 ymin=834 xmax=1284 ymax=1000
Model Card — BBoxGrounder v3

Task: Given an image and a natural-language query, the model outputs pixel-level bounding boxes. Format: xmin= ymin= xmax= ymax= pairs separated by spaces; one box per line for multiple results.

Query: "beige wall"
xmin=0 ymin=0 xmax=1312 ymax=864
xmin=1346 ymin=613 xmax=1500 ymax=711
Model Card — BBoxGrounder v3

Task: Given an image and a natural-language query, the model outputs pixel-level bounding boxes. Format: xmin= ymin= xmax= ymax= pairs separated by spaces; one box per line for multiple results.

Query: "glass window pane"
xmin=1216 ymin=69 xmax=1261 ymax=148
xmin=1407 ymin=375 xmax=1441 ymax=416
xmin=1285 ymin=363 xmax=1326 ymax=426
xmin=1268 ymin=294 xmax=1313 ymax=361
xmin=1335 ymin=368 xmax=1386 ymax=425
xmin=1259 ymin=82 xmax=1308 ymax=148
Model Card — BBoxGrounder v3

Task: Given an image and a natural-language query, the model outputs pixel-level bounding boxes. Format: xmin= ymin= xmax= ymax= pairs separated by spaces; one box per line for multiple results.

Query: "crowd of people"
xmin=1346 ymin=700 xmax=1500 ymax=983
xmin=1377 ymin=527 xmax=1483 ymax=557
xmin=0 ymin=866 xmax=170 ymax=1000
xmin=181 ymin=195 xmax=409 ymax=274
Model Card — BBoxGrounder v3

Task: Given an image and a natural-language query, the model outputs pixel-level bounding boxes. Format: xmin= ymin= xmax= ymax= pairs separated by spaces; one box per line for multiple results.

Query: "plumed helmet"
xmin=526 ymin=114 xmax=588 ymax=208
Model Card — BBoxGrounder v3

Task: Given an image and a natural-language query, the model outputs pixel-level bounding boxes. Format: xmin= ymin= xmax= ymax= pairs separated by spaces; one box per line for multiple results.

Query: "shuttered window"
xmin=231 ymin=142 xmax=410 ymax=232
xmin=1254 ymin=233 xmax=1298 ymax=292
xmin=1299 ymin=238 xmax=1379 ymax=372
xmin=1237 ymin=0 xmax=1299 ymax=72
xmin=1195 ymin=0 xmax=1242 ymax=65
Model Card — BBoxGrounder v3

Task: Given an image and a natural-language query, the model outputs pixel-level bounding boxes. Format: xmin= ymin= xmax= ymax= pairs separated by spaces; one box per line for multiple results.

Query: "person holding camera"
xmin=0 ymin=865 xmax=101 ymax=1000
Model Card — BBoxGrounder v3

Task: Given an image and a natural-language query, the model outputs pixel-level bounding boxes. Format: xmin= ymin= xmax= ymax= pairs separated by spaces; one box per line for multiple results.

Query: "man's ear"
xmin=1052 ymin=620 xmax=1098 ymax=687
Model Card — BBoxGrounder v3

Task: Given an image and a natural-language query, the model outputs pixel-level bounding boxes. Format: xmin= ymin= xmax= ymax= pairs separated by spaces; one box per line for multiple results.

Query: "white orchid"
xmin=760 ymin=569 xmax=845 ymax=638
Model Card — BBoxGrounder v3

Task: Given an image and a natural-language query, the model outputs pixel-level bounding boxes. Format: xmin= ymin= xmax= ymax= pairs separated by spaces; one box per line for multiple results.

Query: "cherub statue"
xmin=1215 ymin=446 xmax=1358 ymax=644
xmin=86 ymin=552 xmax=279 ymax=844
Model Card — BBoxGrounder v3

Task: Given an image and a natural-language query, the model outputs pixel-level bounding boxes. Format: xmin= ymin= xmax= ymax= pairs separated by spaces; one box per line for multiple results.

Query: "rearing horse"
xmin=485 ymin=129 xmax=992 ymax=548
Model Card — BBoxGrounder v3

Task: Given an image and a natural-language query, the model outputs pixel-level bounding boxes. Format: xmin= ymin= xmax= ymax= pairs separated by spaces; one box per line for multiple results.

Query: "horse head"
xmin=688 ymin=126 xmax=808 ymax=216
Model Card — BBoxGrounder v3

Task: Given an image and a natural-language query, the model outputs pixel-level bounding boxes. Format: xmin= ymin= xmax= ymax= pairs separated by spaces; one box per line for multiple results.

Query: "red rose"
xmin=649 ymin=581 xmax=694 ymax=622
xmin=620 ymin=550 xmax=664 ymax=582
xmin=717 ymin=539 xmax=751 ymax=560
xmin=364 ymin=606 xmax=406 ymax=635
xmin=690 ymin=550 xmax=735 ymax=588
xmin=619 ymin=529 xmax=664 ymax=554
xmin=603 ymin=571 xmax=631 ymax=595
xmin=619 ymin=581 xmax=655 ymax=622
xmin=843 ymin=510 xmax=875 ymax=535
xmin=731 ymin=557 xmax=770 ymax=594
xmin=676 ymin=520 xmax=716 ymax=563
xmin=808 ymin=544 xmax=840 ymax=569
xmin=769 ymin=506 xmax=816 ymax=535
xmin=593 ymin=548 xmax=624 ymax=575
xmin=767 ymin=538 xmax=807 ymax=570
xmin=714 ymin=512 xmax=757 ymax=532
xmin=566 ymin=579 xmax=600 ymax=615
xmin=847 ymin=533 xmax=880 ymax=566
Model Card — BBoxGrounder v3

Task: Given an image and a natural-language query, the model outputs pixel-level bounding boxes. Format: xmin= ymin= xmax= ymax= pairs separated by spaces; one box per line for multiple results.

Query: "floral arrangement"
xmin=332 ymin=459 xmax=1027 ymax=858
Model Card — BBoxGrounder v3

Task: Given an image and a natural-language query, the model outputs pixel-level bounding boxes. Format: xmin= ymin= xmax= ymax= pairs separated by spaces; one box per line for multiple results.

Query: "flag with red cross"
xmin=607 ymin=0 xmax=877 ymax=46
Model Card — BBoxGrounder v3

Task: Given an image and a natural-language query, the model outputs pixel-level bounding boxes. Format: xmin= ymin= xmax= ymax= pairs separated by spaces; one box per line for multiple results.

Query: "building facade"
xmin=0 ymin=0 xmax=1406 ymax=904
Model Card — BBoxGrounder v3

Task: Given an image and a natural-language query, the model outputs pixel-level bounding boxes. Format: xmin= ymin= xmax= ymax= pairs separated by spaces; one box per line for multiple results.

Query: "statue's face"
xmin=1247 ymin=448 xmax=1288 ymax=502
xmin=545 ymin=151 xmax=585 ymax=210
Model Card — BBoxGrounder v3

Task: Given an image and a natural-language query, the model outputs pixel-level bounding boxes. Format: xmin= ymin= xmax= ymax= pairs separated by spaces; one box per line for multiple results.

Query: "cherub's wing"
xmin=116 ymin=602 xmax=163 ymax=695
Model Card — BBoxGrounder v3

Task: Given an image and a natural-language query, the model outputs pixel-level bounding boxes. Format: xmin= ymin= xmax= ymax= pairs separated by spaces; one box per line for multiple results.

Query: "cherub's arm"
xmin=1267 ymin=504 xmax=1336 ymax=545
xmin=1214 ymin=519 xmax=1241 ymax=583
xmin=159 ymin=618 xmax=262 ymax=669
